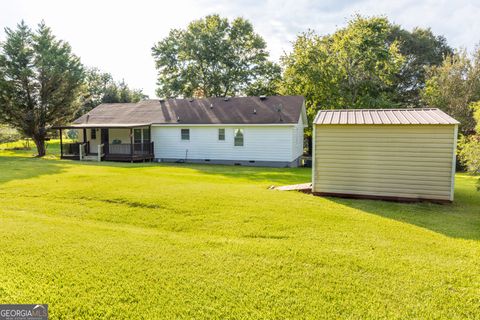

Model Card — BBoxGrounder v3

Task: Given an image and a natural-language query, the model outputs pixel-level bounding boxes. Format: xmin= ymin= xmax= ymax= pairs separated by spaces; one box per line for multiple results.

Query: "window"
xmin=133 ymin=128 xmax=150 ymax=144
xmin=134 ymin=129 xmax=142 ymax=143
xmin=90 ymin=128 xmax=96 ymax=139
xmin=181 ymin=129 xmax=190 ymax=140
xmin=218 ymin=128 xmax=225 ymax=141
xmin=143 ymin=128 xmax=150 ymax=141
xmin=234 ymin=129 xmax=244 ymax=146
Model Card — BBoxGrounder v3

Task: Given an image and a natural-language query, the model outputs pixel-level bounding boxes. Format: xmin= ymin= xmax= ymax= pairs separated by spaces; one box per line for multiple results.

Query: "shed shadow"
xmin=324 ymin=182 xmax=480 ymax=241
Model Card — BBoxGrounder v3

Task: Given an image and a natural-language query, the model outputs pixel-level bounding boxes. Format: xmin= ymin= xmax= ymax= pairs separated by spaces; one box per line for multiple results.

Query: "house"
xmin=312 ymin=108 xmax=459 ymax=202
xmin=55 ymin=96 xmax=307 ymax=167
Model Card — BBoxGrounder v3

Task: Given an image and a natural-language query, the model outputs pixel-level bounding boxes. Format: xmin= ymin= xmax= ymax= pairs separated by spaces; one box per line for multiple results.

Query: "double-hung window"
xmin=218 ymin=128 xmax=225 ymax=141
xmin=234 ymin=129 xmax=244 ymax=146
xmin=181 ymin=129 xmax=190 ymax=140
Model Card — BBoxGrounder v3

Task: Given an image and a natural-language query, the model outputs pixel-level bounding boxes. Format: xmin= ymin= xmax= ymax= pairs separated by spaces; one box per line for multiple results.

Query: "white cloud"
xmin=1 ymin=0 xmax=479 ymax=98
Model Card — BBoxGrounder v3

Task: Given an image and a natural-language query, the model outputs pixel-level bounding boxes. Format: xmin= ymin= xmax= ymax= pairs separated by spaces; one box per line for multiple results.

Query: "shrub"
xmin=458 ymin=135 xmax=480 ymax=174
xmin=0 ymin=125 xmax=22 ymax=144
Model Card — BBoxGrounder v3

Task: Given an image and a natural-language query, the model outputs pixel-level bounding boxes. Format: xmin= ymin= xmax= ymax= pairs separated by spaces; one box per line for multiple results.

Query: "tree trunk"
xmin=33 ymin=137 xmax=46 ymax=157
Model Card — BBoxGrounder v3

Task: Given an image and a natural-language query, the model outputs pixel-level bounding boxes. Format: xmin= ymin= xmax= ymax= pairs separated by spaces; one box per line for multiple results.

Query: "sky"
xmin=1 ymin=0 xmax=479 ymax=98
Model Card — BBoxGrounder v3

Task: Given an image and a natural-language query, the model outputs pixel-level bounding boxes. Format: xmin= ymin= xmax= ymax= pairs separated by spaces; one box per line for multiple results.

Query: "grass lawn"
xmin=0 ymin=141 xmax=479 ymax=319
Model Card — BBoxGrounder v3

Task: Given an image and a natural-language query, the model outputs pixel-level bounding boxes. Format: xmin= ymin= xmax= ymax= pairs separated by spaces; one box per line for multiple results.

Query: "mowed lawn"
xmin=0 ymin=142 xmax=479 ymax=319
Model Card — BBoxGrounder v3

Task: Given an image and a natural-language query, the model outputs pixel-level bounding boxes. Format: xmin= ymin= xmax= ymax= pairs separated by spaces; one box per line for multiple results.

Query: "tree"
xmin=457 ymin=102 xmax=480 ymax=190
xmin=422 ymin=48 xmax=480 ymax=134
xmin=244 ymin=61 xmax=281 ymax=96
xmin=388 ymin=26 xmax=453 ymax=106
xmin=151 ymin=14 xmax=280 ymax=98
xmin=280 ymin=31 xmax=337 ymax=122
xmin=0 ymin=21 xmax=84 ymax=156
xmin=280 ymin=16 xmax=404 ymax=129
xmin=79 ymin=67 xmax=147 ymax=115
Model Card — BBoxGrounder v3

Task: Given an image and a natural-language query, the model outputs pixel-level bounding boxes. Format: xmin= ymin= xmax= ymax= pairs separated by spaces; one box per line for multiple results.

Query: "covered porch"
xmin=55 ymin=125 xmax=154 ymax=162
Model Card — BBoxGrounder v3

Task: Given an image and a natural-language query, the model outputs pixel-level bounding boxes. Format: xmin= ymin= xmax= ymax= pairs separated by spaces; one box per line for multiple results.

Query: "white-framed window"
xmin=181 ymin=128 xmax=190 ymax=140
xmin=218 ymin=128 xmax=225 ymax=141
xmin=134 ymin=128 xmax=150 ymax=144
xmin=90 ymin=128 xmax=96 ymax=139
xmin=234 ymin=128 xmax=244 ymax=146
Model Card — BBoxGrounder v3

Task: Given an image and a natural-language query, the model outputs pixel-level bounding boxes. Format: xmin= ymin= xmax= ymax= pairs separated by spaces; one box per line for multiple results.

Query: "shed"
xmin=312 ymin=108 xmax=459 ymax=202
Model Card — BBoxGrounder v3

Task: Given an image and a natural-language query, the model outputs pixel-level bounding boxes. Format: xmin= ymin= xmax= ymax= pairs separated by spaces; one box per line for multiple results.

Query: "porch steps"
xmin=81 ymin=155 xmax=100 ymax=161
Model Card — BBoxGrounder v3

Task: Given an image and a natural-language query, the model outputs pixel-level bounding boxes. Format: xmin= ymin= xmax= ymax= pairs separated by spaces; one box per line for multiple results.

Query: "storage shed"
xmin=312 ymin=108 xmax=459 ymax=202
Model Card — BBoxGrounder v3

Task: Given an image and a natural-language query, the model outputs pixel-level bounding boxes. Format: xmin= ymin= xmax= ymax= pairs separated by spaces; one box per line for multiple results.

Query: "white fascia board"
xmin=151 ymin=123 xmax=296 ymax=127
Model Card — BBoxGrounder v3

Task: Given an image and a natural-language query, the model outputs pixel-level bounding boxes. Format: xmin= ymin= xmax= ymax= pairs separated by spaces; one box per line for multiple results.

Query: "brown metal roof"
xmin=314 ymin=108 xmax=459 ymax=125
xmin=70 ymin=96 xmax=304 ymax=127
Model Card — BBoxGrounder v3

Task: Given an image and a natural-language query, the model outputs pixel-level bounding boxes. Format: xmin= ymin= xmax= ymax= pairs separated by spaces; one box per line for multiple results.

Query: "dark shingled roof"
xmin=71 ymin=96 xmax=304 ymax=127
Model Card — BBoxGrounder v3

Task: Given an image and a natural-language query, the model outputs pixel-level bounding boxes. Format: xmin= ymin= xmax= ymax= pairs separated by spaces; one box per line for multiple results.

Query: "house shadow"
xmin=72 ymin=159 xmax=312 ymax=185
xmin=176 ymin=163 xmax=311 ymax=185
xmin=0 ymin=156 xmax=66 ymax=185
xmin=325 ymin=190 xmax=480 ymax=241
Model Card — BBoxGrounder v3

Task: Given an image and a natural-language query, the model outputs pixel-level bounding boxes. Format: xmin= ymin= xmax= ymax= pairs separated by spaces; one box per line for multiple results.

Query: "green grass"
xmin=0 ymin=141 xmax=479 ymax=319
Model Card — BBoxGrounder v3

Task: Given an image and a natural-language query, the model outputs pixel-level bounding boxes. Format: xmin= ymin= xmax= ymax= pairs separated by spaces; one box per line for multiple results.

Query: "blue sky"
xmin=1 ymin=0 xmax=479 ymax=97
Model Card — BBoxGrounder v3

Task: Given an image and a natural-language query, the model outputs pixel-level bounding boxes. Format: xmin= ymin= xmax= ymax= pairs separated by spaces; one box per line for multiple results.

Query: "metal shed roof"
xmin=314 ymin=108 xmax=459 ymax=125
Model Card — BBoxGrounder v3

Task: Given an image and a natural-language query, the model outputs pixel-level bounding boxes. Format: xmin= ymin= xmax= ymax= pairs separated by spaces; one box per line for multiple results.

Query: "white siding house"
xmin=151 ymin=101 xmax=306 ymax=166
xmin=152 ymin=119 xmax=304 ymax=166
xmin=57 ymin=96 xmax=307 ymax=167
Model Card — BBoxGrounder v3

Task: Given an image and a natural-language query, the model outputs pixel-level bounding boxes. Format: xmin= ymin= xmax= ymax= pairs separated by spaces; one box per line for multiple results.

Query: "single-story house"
xmin=55 ymin=95 xmax=307 ymax=167
xmin=312 ymin=108 xmax=459 ymax=202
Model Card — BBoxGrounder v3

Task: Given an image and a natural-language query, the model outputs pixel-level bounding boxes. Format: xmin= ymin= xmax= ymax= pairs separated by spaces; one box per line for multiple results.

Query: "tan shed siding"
xmin=313 ymin=124 xmax=456 ymax=201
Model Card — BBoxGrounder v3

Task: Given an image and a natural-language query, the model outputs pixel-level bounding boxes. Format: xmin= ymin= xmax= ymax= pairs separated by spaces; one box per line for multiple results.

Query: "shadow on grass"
xmin=96 ymin=161 xmax=311 ymax=185
xmin=2 ymin=146 xmax=478 ymax=240
xmin=0 ymin=156 xmax=66 ymax=185
xmin=1 ymin=139 xmax=312 ymax=185
xmin=1 ymin=144 xmax=311 ymax=186
xmin=185 ymin=164 xmax=311 ymax=185
xmin=326 ymin=178 xmax=480 ymax=240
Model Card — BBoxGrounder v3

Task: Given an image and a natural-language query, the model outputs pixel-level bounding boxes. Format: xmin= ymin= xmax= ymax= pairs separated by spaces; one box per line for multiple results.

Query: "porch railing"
xmin=79 ymin=142 xmax=89 ymax=160
xmin=62 ymin=142 xmax=80 ymax=155
xmin=97 ymin=143 xmax=105 ymax=161
xmin=108 ymin=142 xmax=154 ymax=155
xmin=62 ymin=141 xmax=153 ymax=159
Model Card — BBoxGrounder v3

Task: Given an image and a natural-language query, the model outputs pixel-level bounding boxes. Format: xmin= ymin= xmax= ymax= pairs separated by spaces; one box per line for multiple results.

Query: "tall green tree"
xmin=152 ymin=14 xmax=280 ymax=98
xmin=280 ymin=31 xmax=337 ymax=121
xmin=280 ymin=16 xmax=404 ymax=124
xmin=422 ymin=48 xmax=480 ymax=134
xmin=388 ymin=26 xmax=453 ymax=106
xmin=79 ymin=67 xmax=147 ymax=115
xmin=458 ymin=102 xmax=480 ymax=190
xmin=0 ymin=21 xmax=84 ymax=156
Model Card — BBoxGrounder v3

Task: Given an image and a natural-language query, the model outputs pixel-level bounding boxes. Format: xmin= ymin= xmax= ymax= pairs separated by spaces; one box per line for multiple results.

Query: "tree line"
xmin=0 ymin=15 xmax=479 ymax=178
xmin=150 ymin=14 xmax=480 ymax=179
xmin=0 ymin=21 xmax=146 ymax=155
